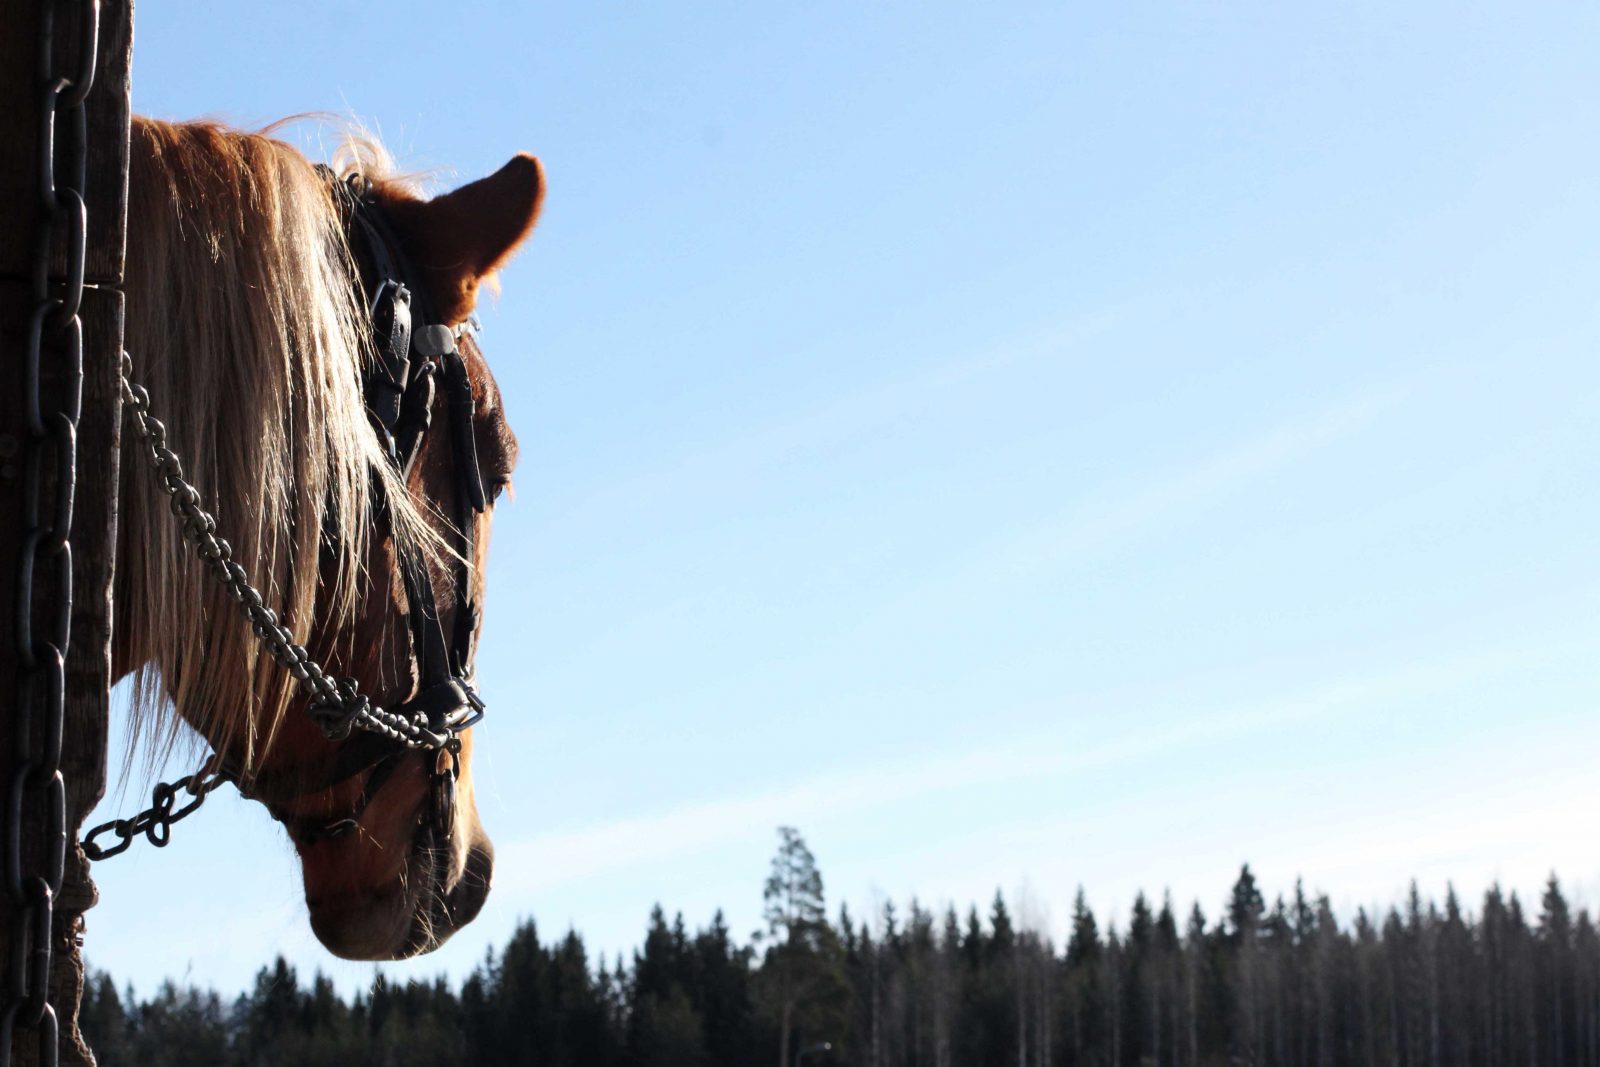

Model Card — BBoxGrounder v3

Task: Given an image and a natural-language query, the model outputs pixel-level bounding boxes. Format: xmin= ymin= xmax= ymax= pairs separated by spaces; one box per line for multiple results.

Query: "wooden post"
xmin=0 ymin=1 xmax=131 ymax=1063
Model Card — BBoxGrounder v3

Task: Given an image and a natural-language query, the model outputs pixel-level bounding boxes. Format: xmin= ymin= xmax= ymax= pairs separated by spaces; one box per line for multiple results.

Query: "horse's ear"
xmin=380 ymin=154 xmax=545 ymax=325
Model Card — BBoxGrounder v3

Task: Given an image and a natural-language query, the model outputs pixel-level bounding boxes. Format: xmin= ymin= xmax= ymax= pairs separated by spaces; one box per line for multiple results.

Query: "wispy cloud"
xmin=834 ymin=382 xmax=1408 ymax=647
xmin=493 ymin=635 xmax=1558 ymax=895
xmin=545 ymin=303 xmax=1141 ymax=527
xmin=960 ymin=385 xmax=1407 ymax=585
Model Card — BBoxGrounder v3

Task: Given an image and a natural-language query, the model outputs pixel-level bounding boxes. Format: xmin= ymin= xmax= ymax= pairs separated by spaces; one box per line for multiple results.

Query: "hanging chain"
xmin=5 ymin=2 xmax=99 ymax=1064
xmin=114 ymin=352 xmax=455 ymax=752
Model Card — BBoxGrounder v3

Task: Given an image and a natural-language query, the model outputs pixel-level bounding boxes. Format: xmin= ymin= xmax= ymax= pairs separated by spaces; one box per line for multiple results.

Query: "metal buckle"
xmin=429 ymin=764 xmax=456 ymax=839
xmin=443 ymin=683 xmax=486 ymax=733
xmin=368 ymin=278 xmax=411 ymax=319
xmin=445 ymin=706 xmax=485 ymax=734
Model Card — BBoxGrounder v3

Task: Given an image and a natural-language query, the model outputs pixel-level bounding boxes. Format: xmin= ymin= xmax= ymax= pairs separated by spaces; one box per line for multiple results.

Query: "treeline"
xmin=81 ymin=827 xmax=1600 ymax=1066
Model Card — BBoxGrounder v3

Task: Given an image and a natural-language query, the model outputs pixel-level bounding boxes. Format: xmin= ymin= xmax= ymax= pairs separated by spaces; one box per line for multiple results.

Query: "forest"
xmin=81 ymin=827 xmax=1600 ymax=1066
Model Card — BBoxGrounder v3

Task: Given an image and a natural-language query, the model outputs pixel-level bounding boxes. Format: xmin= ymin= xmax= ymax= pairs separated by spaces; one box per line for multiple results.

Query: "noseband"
xmin=83 ymin=170 xmax=493 ymax=860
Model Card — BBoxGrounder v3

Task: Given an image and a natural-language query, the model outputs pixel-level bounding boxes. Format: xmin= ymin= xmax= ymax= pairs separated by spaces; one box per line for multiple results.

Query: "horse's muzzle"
xmin=307 ymin=832 xmax=494 ymax=961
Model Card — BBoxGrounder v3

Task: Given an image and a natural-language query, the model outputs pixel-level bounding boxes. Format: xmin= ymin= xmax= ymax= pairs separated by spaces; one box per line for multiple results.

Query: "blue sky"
xmin=92 ymin=3 xmax=1600 ymax=995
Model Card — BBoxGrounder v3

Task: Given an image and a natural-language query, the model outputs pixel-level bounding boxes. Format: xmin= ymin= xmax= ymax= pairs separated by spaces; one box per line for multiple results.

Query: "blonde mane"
xmin=120 ymin=117 xmax=441 ymax=772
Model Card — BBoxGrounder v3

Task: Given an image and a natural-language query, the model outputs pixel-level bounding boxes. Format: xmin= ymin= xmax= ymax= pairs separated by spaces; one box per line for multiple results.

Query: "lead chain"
xmin=115 ymin=350 xmax=452 ymax=753
xmin=81 ymin=354 xmax=459 ymax=864
xmin=80 ymin=767 xmax=229 ymax=862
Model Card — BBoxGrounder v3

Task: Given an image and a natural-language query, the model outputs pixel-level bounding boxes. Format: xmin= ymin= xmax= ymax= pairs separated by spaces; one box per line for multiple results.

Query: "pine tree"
xmin=1542 ymin=874 xmax=1576 ymax=1065
xmin=1153 ymin=894 xmax=1180 ymax=1067
xmin=1226 ymin=865 xmax=1267 ymax=1063
xmin=1123 ymin=891 xmax=1154 ymax=1066
xmin=630 ymin=907 xmax=707 ymax=1065
xmin=694 ymin=909 xmax=758 ymax=1066
xmin=760 ymin=826 xmax=846 ymax=1066
xmin=1437 ymin=886 xmax=1474 ymax=1066
xmin=79 ymin=972 xmax=131 ymax=1064
xmin=1062 ymin=887 xmax=1107 ymax=1065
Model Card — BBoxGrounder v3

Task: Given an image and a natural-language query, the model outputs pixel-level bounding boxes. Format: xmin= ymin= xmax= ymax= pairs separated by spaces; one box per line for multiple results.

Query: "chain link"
xmin=6 ymin=2 xmax=100 ymax=1064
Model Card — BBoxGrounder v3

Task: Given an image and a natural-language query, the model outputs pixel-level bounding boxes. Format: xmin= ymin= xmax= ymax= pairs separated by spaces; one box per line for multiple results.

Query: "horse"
xmin=106 ymin=116 xmax=542 ymax=960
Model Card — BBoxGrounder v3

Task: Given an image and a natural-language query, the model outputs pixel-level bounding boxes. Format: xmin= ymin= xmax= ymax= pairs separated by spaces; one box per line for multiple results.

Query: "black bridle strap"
xmin=441 ymin=348 xmax=488 ymax=674
xmin=365 ymin=284 xmax=411 ymax=442
xmin=285 ymin=746 xmax=409 ymax=845
xmin=443 ymin=351 xmax=487 ymax=513
xmin=394 ymin=362 xmax=436 ymax=474
xmin=390 ymin=493 xmax=454 ymax=692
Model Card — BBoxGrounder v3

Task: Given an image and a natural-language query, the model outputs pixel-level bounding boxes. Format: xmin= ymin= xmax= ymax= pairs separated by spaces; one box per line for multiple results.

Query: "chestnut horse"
xmin=107 ymin=117 xmax=541 ymax=959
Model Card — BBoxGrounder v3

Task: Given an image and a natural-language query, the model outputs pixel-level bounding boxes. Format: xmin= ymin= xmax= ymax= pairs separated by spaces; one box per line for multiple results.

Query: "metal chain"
xmin=115 ymin=350 xmax=452 ymax=752
xmin=79 ymin=768 xmax=228 ymax=861
xmin=80 ymin=354 xmax=465 ymax=862
xmin=5 ymin=2 xmax=99 ymax=1064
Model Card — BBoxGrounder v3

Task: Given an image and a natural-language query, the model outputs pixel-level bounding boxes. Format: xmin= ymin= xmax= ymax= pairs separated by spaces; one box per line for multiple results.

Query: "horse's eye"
xmin=489 ymin=479 xmax=509 ymax=505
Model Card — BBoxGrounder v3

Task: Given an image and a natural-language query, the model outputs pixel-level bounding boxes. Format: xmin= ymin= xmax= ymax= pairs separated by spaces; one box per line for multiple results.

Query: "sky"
xmin=90 ymin=3 xmax=1600 ymax=997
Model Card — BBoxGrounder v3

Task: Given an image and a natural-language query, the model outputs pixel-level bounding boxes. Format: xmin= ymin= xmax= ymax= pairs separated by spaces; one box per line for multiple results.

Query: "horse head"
xmin=113 ymin=118 xmax=541 ymax=960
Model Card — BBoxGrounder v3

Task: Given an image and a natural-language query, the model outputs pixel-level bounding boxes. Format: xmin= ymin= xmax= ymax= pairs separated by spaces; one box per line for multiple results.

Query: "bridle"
xmin=251 ymin=170 xmax=494 ymax=846
xmin=82 ymin=170 xmax=494 ymax=860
